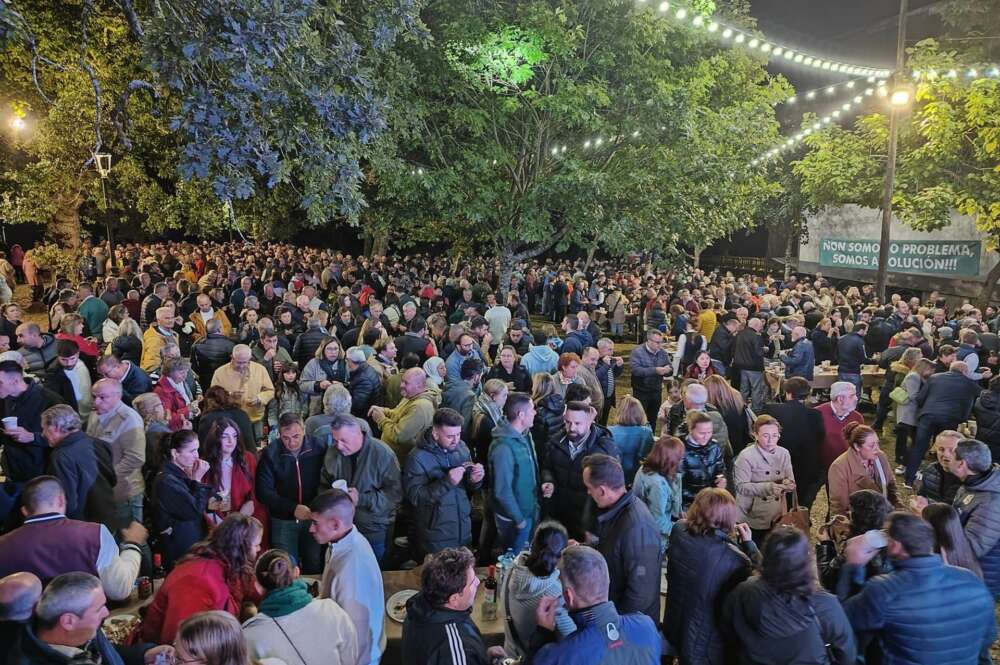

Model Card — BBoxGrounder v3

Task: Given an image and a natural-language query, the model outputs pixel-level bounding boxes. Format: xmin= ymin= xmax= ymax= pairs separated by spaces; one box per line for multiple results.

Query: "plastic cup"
xmin=2 ymin=417 xmax=17 ymax=431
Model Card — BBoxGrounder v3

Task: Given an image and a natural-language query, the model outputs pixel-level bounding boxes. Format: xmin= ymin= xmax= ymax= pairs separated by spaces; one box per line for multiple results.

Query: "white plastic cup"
xmin=2 ymin=417 xmax=17 ymax=431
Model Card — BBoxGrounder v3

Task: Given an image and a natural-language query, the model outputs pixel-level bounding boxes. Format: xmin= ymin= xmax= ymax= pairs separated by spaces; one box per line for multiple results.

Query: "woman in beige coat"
xmin=733 ymin=414 xmax=795 ymax=543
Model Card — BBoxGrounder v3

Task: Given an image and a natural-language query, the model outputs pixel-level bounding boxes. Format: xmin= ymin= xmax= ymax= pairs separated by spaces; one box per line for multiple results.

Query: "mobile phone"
xmin=864 ymin=529 xmax=889 ymax=549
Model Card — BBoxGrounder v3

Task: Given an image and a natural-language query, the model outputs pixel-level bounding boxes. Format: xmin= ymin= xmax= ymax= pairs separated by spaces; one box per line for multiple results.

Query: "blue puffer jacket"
xmin=533 ymin=601 xmax=661 ymax=665
xmin=955 ymin=464 xmax=1000 ymax=598
xmin=843 ymin=555 xmax=996 ymax=665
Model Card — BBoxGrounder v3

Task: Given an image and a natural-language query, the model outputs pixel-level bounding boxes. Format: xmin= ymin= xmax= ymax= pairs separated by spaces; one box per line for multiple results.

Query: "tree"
xmin=793 ymin=37 xmax=1000 ymax=305
xmin=759 ymin=161 xmax=815 ymax=280
xmin=369 ymin=0 xmax=789 ymax=293
xmin=0 ymin=0 xmax=426 ymax=249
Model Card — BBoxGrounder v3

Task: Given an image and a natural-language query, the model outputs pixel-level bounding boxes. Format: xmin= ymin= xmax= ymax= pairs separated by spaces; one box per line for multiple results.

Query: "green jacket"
xmin=488 ymin=419 xmax=539 ymax=524
xmin=320 ymin=432 xmax=402 ymax=534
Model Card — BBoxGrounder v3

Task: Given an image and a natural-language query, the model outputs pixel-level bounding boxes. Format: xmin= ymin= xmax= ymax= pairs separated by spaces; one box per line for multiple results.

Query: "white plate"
xmin=386 ymin=589 xmax=419 ymax=622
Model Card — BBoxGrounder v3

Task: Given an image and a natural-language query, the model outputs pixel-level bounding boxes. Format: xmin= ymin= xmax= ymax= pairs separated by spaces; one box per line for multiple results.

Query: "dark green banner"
xmin=818 ymin=238 xmax=981 ymax=277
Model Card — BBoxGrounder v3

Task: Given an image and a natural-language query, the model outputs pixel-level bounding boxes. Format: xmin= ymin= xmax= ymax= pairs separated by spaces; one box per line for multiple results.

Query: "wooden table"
xmin=765 ymin=364 xmax=886 ymax=395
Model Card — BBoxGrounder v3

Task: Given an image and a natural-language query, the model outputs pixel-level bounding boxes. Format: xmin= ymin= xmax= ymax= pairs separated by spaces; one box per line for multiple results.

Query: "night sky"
xmin=746 ymin=0 xmax=945 ymax=126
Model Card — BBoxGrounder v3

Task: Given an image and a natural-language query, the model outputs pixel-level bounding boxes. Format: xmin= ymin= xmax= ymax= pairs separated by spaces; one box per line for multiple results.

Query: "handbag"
xmin=889 ymin=386 xmax=908 ymax=404
xmin=773 ymin=490 xmax=811 ymax=533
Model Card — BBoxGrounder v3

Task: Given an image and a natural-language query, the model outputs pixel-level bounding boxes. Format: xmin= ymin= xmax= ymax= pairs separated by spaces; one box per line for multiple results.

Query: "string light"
xmin=912 ymin=66 xmax=1000 ymax=82
xmin=634 ymin=0 xmax=892 ymax=77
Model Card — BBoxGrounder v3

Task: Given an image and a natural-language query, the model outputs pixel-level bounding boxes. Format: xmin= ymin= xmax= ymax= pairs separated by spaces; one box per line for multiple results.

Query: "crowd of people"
xmin=0 ymin=238 xmax=998 ymax=665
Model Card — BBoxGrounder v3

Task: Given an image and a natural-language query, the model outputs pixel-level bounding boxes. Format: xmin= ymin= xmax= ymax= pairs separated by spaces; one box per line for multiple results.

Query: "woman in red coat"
xmin=55 ymin=313 xmax=100 ymax=358
xmin=140 ymin=513 xmax=263 ymax=645
xmin=153 ymin=357 xmax=197 ymax=431
xmin=201 ymin=417 xmax=268 ymax=533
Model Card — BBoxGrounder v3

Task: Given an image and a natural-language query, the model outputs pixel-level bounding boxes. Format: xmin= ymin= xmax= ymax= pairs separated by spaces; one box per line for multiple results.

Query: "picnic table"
xmin=765 ymin=363 xmax=886 ymax=396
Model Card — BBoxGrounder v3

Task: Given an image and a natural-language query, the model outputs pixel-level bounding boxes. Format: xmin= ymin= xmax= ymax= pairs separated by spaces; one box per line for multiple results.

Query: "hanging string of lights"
xmin=783 ymin=76 xmax=885 ymax=105
xmin=912 ymin=66 xmax=1000 ymax=81
xmin=634 ymin=0 xmax=893 ymax=79
xmin=753 ymin=86 xmax=884 ymax=165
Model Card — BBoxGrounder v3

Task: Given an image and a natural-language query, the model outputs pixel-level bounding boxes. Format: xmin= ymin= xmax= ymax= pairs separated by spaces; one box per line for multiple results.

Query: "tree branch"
xmin=511 ymin=222 xmax=570 ymax=261
xmin=115 ymin=0 xmax=144 ymax=39
xmin=80 ymin=0 xmax=103 ymax=152
xmin=113 ymin=80 xmax=159 ymax=150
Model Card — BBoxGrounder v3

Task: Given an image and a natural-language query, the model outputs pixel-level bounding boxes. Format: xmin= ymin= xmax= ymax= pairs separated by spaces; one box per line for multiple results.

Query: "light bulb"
xmin=794 ymin=54 xmax=804 ymax=63
xmin=675 ymin=8 xmax=687 ymax=19
xmin=846 ymin=81 xmax=855 ymax=89
xmin=773 ymin=47 xmax=783 ymax=56
xmin=761 ymin=43 xmax=772 ymax=53
xmin=826 ymin=86 xmax=836 ymax=94
xmin=734 ymin=33 xmax=745 ymax=43
xmin=722 ymin=27 xmax=732 ymax=38
xmin=854 ymin=95 xmax=862 ymax=103
xmin=806 ymin=91 xmax=816 ymax=99
xmin=787 ymin=96 xmax=797 ymax=104
xmin=748 ymin=38 xmax=759 ymax=48
xmin=692 ymin=15 xmax=703 ymax=26
xmin=708 ymin=22 xmax=719 ymax=32
xmin=658 ymin=1 xmax=669 ymax=12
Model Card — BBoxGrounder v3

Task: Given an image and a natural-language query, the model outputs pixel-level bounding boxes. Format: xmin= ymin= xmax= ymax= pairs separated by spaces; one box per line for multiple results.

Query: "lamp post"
xmin=874 ymin=0 xmax=910 ymax=303
xmin=94 ymin=151 xmax=116 ymax=268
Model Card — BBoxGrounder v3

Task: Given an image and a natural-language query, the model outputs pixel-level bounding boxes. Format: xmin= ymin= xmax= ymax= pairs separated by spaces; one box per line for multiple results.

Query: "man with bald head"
xmin=369 ymin=367 xmax=437 ymax=459
xmin=780 ymin=325 xmax=815 ymax=381
xmin=211 ymin=343 xmax=275 ymax=443
xmin=0 ymin=572 xmax=41 ymax=623
xmin=189 ymin=292 xmax=233 ymax=342
xmin=86 ymin=379 xmax=146 ymax=523
xmin=906 ymin=360 xmax=982 ymax=485
xmin=15 ymin=321 xmax=58 ymax=374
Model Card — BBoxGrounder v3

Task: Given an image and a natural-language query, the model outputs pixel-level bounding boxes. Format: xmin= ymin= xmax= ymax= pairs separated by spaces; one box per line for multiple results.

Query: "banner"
xmin=818 ymin=238 xmax=981 ymax=277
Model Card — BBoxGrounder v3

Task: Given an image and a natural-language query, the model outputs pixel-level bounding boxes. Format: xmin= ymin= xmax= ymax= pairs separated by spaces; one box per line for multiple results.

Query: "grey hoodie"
xmin=501 ymin=551 xmax=576 ymax=659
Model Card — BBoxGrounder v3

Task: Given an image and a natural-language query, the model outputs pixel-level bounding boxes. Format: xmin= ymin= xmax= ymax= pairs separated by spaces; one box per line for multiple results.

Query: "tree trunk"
xmin=584 ymin=240 xmax=598 ymax=273
xmin=977 ymin=252 xmax=1000 ymax=309
xmin=372 ymin=232 xmax=390 ymax=258
xmin=363 ymin=231 xmax=373 ymax=258
xmin=50 ymin=191 xmax=83 ymax=252
xmin=498 ymin=243 xmax=516 ymax=300
xmin=785 ymin=223 xmax=798 ymax=282
xmin=692 ymin=245 xmax=703 ymax=269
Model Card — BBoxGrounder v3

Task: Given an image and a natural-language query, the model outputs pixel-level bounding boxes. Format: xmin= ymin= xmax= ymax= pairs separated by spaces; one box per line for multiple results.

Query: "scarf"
xmin=258 ymin=579 xmax=314 ymax=618
xmin=167 ymin=376 xmax=192 ymax=404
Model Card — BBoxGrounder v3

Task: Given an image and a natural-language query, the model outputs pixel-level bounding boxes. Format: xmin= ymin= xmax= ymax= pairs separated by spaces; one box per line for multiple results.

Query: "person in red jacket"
xmin=202 ymin=417 xmax=268 ymax=533
xmin=814 ymin=381 xmax=864 ymax=476
xmin=152 ymin=357 xmax=197 ymax=431
xmin=140 ymin=513 xmax=263 ymax=645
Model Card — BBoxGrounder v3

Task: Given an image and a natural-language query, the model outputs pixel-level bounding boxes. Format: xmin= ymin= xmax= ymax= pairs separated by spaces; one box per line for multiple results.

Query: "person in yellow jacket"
xmin=696 ymin=299 xmax=718 ymax=344
xmin=140 ymin=306 xmax=180 ymax=372
xmin=189 ymin=293 xmax=233 ymax=342
xmin=210 ymin=344 xmax=275 ymax=442
xmin=368 ymin=367 xmax=438 ymax=459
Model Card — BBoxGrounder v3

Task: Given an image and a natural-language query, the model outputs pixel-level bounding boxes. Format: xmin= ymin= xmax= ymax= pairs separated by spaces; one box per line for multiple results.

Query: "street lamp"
xmin=875 ymin=0 xmax=910 ymax=304
xmin=10 ymin=117 xmax=25 ymax=131
xmin=93 ymin=151 xmax=116 ymax=267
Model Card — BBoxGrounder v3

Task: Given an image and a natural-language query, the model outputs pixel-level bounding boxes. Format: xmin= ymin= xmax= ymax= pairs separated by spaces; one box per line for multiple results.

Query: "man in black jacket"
xmin=709 ymin=314 xmax=740 ymax=374
xmin=836 ymin=322 xmax=874 ymax=400
xmin=292 ymin=316 xmax=331 ymax=368
xmin=0 ymin=360 xmax=65 ymax=483
xmin=732 ymin=317 xmax=768 ymax=412
xmin=345 ymin=346 xmax=383 ymax=421
xmin=906 ymin=361 xmax=981 ymax=485
xmin=395 ymin=317 xmax=433 ymax=364
xmin=583 ymin=454 xmax=662 ymax=624
xmin=865 ymin=307 xmax=898 ymax=356
xmin=190 ymin=318 xmax=235 ymax=388
xmin=402 ymin=546 xmax=489 ymax=665
xmin=762 ymin=377 xmax=826 ymax=508
xmin=41 ymin=405 xmax=117 ymax=527
xmin=43 ymin=340 xmax=95 ymax=420
xmin=255 ymin=412 xmax=328 ymax=573
xmin=541 ymin=401 xmax=619 ymax=539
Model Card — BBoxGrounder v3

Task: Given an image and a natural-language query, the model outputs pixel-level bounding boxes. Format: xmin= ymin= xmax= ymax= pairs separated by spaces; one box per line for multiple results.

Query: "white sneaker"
xmin=894 ymin=465 xmax=904 ymax=475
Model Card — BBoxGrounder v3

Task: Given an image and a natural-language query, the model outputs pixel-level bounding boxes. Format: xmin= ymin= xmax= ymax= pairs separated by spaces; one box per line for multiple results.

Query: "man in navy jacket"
xmin=531 ymin=544 xmax=661 ymax=665
xmin=842 ymin=512 xmax=995 ymax=665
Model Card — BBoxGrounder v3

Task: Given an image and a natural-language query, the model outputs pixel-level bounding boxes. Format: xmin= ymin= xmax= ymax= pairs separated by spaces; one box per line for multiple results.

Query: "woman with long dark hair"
xmin=922 ymin=503 xmax=983 ymax=578
xmin=500 ymin=521 xmax=576 ymax=661
xmin=816 ymin=489 xmax=893 ymax=597
xmin=199 ymin=385 xmax=257 ymax=453
xmin=152 ymin=429 xmax=217 ymax=569
xmin=142 ymin=513 xmax=263 ymax=644
xmin=202 ymin=418 xmax=267 ymax=530
xmin=723 ymin=526 xmax=856 ymax=664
